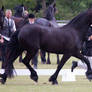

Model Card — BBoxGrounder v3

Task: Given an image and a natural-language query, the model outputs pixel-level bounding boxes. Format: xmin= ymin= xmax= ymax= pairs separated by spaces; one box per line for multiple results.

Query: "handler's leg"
xmin=71 ymin=60 xmax=87 ymax=72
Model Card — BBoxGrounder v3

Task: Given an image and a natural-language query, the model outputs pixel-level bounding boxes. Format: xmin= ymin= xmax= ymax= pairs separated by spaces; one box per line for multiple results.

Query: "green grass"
xmin=0 ymin=76 xmax=92 ymax=92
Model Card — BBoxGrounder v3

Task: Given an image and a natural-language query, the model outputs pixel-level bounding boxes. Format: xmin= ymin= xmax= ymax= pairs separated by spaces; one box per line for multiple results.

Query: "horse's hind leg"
xmin=74 ymin=53 xmax=92 ymax=80
xmin=49 ymin=54 xmax=71 ymax=84
xmin=22 ymin=50 xmax=38 ymax=82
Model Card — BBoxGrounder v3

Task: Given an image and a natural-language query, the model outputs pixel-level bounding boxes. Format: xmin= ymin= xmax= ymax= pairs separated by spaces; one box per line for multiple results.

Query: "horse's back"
xmin=35 ymin=18 xmax=51 ymax=27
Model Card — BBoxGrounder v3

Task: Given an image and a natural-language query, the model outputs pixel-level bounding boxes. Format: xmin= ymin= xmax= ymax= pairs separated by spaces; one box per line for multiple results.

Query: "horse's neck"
xmin=14 ymin=12 xmax=22 ymax=17
xmin=46 ymin=16 xmax=58 ymax=27
xmin=45 ymin=15 xmax=56 ymax=21
xmin=50 ymin=20 xmax=58 ymax=27
xmin=12 ymin=16 xmax=25 ymax=29
xmin=68 ymin=11 xmax=90 ymax=31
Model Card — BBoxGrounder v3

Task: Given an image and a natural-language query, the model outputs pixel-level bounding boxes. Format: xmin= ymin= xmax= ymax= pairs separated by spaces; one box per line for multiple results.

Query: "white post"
xmin=62 ymin=70 xmax=76 ymax=82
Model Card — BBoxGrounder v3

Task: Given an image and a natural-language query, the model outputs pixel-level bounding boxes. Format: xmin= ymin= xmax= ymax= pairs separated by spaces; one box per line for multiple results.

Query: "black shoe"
xmin=71 ymin=61 xmax=77 ymax=72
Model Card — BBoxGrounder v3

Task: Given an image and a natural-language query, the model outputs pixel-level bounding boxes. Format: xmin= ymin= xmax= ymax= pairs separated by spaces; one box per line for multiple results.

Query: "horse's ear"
xmin=1 ymin=6 xmax=4 ymax=11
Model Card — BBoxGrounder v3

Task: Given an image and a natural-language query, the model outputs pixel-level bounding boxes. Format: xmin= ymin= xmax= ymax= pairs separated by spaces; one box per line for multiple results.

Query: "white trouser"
xmin=77 ymin=56 xmax=92 ymax=70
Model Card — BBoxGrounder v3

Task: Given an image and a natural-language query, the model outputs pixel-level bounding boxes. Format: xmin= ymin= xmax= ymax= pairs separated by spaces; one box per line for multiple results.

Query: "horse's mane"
xmin=68 ymin=8 xmax=92 ymax=26
xmin=68 ymin=11 xmax=87 ymax=25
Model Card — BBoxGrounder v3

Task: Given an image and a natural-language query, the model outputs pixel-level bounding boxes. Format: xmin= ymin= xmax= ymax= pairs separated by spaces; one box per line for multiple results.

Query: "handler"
xmin=0 ymin=9 xmax=16 ymax=68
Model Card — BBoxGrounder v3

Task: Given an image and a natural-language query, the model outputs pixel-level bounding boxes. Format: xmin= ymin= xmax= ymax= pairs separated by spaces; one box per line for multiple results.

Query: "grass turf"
xmin=0 ymin=76 xmax=92 ymax=92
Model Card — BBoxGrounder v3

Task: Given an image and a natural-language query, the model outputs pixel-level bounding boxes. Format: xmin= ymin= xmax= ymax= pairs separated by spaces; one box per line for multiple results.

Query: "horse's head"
xmin=51 ymin=2 xmax=57 ymax=14
xmin=14 ymin=4 xmax=26 ymax=17
xmin=0 ymin=6 xmax=5 ymax=29
xmin=45 ymin=2 xmax=57 ymax=20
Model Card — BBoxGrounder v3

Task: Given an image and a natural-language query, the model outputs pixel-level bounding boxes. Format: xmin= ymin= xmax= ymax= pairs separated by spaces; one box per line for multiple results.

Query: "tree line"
xmin=0 ymin=0 xmax=92 ymax=20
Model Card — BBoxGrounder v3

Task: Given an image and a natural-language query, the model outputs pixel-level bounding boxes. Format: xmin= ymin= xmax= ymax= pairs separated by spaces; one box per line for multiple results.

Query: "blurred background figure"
xmin=0 ymin=9 xmax=16 ymax=68
xmin=28 ymin=13 xmax=38 ymax=69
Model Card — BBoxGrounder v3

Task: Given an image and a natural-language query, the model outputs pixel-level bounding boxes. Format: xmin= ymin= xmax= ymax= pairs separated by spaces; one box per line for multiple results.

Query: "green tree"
xmin=0 ymin=0 xmax=92 ymax=20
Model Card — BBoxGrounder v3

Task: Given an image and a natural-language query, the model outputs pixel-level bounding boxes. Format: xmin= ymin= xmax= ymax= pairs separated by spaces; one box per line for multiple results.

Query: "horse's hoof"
xmin=30 ymin=75 xmax=38 ymax=82
xmin=86 ymin=71 xmax=92 ymax=80
xmin=49 ymin=78 xmax=58 ymax=85
xmin=49 ymin=76 xmax=58 ymax=85
xmin=52 ymin=80 xmax=58 ymax=85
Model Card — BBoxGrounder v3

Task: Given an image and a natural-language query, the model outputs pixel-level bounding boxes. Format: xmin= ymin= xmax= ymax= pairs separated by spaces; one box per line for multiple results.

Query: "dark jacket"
xmin=1 ymin=17 xmax=16 ymax=38
xmin=82 ymin=26 xmax=92 ymax=56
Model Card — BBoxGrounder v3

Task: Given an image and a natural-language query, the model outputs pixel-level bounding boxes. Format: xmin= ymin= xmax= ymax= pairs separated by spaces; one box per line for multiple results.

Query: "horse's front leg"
xmin=74 ymin=53 xmax=92 ymax=80
xmin=49 ymin=54 xmax=71 ymax=85
xmin=22 ymin=51 xmax=38 ymax=82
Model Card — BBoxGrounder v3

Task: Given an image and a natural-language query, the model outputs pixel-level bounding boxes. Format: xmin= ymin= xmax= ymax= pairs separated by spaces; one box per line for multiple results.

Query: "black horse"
xmin=14 ymin=4 xmax=26 ymax=18
xmin=35 ymin=2 xmax=59 ymax=64
xmin=0 ymin=8 xmax=92 ymax=85
xmin=13 ymin=4 xmax=28 ymax=62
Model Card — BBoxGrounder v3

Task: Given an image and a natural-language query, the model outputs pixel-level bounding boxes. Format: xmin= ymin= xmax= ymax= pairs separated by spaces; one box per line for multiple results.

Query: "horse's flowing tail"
xmin=5 ymin=30 xmax=23 ymax=78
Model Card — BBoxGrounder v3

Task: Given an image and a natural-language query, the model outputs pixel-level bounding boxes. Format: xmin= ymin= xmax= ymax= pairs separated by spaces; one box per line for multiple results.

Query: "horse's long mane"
xmin=68 ymin=11 xmax=86 ymax=25
xmin=68 ymin=9 xmax=92 ymax=28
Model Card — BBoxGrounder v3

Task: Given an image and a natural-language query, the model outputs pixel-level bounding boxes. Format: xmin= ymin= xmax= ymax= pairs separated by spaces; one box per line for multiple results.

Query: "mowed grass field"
xmin=0 ymin=53 xmax=92 ymax=92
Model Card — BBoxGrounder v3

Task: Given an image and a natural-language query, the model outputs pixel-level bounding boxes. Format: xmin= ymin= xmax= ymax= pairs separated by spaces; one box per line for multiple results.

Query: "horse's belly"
xmin=41 ymin=39 xmax=75 ymax=54
xmin=41 ymin=42 xmax=64 ymax=54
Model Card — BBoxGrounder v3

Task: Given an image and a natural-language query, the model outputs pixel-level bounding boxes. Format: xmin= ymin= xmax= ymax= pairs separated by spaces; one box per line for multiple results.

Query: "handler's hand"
xmin=0 ymin=36 xmax=4 ymax=43
xmin=89 ymin=35 xmax=92 ymax=40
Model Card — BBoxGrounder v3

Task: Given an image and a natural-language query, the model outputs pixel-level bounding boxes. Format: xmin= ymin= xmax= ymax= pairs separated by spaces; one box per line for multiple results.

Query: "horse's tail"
xmin=5 ymin=30 xmax=22 ymax=78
